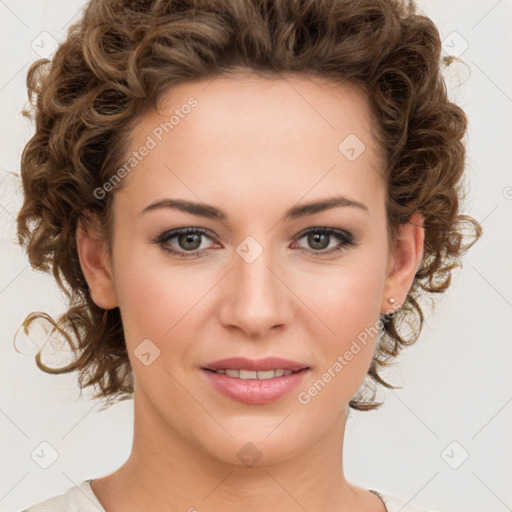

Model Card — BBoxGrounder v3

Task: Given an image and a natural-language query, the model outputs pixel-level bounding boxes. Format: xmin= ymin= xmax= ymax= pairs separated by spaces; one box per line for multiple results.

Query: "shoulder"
xmin=20 ymin=480 xmax=105 ymax=512
xmin=371 ymin=489 xmax=440 ymax=512
xmin=20 ymin=493 xmax=65 ymax=512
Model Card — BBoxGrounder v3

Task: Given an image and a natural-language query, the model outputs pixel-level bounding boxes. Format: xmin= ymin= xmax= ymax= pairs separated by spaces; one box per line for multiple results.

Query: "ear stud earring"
xmin=387 ymin=297 xmax=396 ymax=304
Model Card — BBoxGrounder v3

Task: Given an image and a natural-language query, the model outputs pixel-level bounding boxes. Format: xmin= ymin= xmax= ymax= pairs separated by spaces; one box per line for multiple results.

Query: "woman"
xmin=16 ymin=0 xmax=481 ymax=510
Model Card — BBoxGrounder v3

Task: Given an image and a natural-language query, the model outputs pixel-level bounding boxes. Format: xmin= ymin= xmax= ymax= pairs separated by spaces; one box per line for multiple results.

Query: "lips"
xmin=201 ymin=366 xmax=311 ymax=404
xmin=201 ymin=356 xmax=310 ymax=373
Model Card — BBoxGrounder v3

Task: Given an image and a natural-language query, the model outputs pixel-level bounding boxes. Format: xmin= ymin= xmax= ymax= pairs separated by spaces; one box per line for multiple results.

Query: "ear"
xmin=76 ymin=214 xmax=118 ymax=310
xmin=381 ymin=212 xmax=424 ymax=314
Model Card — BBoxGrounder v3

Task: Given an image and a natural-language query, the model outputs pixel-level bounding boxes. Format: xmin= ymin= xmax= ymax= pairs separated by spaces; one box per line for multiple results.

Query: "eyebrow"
xmin=139 ymin=195 xmax=368 ymax=221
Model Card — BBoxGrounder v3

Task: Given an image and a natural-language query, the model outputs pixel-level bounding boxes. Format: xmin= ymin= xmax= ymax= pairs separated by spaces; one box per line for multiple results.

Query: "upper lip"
xmin=202 ymin=357 xmax=310 ymax=372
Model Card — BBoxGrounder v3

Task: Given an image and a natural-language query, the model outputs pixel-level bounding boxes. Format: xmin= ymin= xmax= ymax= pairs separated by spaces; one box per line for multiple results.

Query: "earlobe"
xmin=381 ymin=212 xmax=424 ymax=314
xmin=76 ymin=216 xmax=118 ymax=310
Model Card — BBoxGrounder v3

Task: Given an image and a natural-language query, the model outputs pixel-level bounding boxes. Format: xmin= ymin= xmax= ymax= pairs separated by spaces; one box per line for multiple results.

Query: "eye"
xmin=154 ymin=226 xmax=358 ymax=259
xmin=292 ymin=227 xmax=357 ymax=256
xmin=155 ymin=228 xmax=218 ymax=259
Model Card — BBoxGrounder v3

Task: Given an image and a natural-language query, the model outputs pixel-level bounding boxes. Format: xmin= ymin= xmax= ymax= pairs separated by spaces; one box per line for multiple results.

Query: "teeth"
xmin=215 ymin=369 xmax=295 ymax=379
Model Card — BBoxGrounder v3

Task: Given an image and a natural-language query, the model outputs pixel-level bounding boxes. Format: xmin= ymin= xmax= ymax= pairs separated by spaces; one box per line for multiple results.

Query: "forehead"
xmin=115 ymin=73 xmax=384 ymax=218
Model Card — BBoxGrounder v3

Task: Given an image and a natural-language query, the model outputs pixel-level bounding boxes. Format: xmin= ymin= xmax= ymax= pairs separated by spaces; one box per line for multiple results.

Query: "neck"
xmin=91 ymin=383 xmax=377 ymax=512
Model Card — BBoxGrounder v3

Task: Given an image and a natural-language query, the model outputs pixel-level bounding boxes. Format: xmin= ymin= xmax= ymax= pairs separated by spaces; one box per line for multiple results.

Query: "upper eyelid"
xmin=158 ymin=227 xmax=216 ymax=242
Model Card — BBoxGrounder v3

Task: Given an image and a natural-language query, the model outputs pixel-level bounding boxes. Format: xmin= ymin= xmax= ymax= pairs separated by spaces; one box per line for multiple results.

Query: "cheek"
xmin=299 ymin=250 xmax=387 ymax=340
xmin=292 ymin=249 xmax=387 ymax=396
xmin=294 ymin=275 xmax=382 ymax=416
xmin=112 ymin=242 xmax=212 ymax=343
xmin=110 ymin=242 xmax=223 ymax=409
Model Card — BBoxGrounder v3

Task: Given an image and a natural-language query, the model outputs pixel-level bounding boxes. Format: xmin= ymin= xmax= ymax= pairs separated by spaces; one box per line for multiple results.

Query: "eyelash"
xmin=153 ymin=227 xmax=358 ymax=259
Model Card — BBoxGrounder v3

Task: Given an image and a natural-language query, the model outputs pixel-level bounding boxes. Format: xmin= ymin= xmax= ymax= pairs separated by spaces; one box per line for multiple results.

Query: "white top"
xmin=21 ymin=479 xmax=439 ymax=512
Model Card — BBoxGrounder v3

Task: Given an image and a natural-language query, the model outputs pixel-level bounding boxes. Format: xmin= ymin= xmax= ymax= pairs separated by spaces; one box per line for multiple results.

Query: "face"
xmin=79 ymin=73 xmax=421 ymax=466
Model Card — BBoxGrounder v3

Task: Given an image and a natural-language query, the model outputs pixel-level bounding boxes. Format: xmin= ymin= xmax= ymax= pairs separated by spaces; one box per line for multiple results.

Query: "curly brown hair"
xmin=16 ymin=0 xmax=481 ymax=411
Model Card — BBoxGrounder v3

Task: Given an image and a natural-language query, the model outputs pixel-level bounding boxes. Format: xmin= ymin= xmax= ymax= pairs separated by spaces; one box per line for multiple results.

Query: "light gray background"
xmin=1 ymin=1 xmax=511 ymax=511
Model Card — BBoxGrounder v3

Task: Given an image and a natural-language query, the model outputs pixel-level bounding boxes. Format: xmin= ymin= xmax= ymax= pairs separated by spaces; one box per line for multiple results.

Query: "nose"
xmin=218 ymin=242 xmax=294 ymax=338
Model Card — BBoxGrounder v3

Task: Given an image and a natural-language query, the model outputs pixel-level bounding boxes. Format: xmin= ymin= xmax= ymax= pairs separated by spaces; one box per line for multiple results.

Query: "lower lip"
xmin=201 ymin=368 xmax=311 ymax=405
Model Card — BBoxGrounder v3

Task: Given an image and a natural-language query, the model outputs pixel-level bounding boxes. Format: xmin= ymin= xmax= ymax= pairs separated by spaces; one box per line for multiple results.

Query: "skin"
xmin=77 ymin=73 xmax=424 ymax=512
